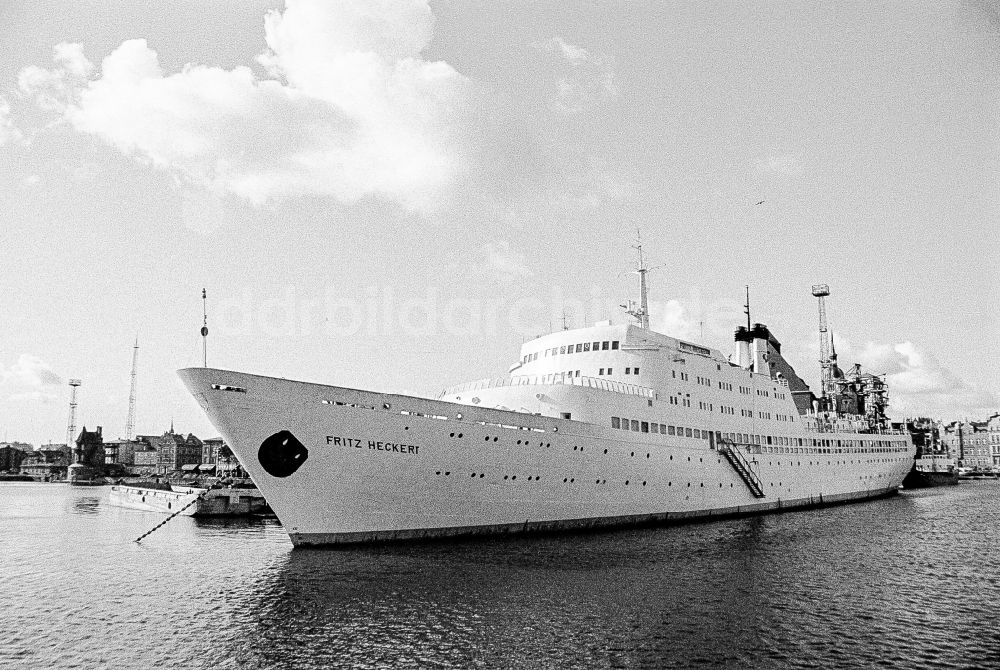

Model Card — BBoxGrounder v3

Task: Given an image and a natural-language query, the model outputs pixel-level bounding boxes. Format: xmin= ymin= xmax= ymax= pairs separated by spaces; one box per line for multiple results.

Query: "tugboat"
xmin=901 ymin=418 xmax=958 ymax=489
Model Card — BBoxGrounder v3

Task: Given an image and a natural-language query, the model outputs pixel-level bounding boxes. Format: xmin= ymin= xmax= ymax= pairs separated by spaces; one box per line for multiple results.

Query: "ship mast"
xmin=623 ymin=230 xmax=661 ymax=329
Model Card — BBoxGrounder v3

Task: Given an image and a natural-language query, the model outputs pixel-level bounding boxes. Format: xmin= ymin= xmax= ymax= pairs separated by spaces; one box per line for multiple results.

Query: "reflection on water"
xmin=71 ymin=495 xmax=102 ymax=515
xmin=1 ymin=481 xmax=998 ymax=669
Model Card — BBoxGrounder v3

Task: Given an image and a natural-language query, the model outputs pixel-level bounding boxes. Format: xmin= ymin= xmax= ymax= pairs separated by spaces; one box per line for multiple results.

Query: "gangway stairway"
xmin=718 ymin=441 xmax=766 ymax=498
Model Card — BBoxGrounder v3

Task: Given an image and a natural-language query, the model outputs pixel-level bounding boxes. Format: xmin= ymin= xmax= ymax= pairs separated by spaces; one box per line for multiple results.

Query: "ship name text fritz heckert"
xmin=326 ymin=435 xmax=422 ymax=455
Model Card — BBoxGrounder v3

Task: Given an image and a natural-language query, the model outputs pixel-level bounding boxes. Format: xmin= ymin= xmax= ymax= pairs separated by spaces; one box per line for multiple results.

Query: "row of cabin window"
xmin=609 ymin=422 xmax=906 ymax=454
xmin=725 ymin=432 xmax=905 ymax=451
xmin=524 ymin=340 xmax=621 ymax=363
xmin=612 ymin=416 xmax=710 ymax=438
xmin=598 ymin=367 xmax=639 ymax=376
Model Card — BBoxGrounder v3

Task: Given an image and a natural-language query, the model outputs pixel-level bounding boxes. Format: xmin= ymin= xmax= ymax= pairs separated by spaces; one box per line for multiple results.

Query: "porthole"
xmin=700 ymin=483 xmax=704 ymax=487
xmin=596 ymin=479 xmax=600 ymax=484
xmin=563 ymin=478 xmax=568 ymax=483
xmin=642 ymin=481 xmax=647 ymax=486
xmin=603 ymin=449 xmax=608 ymax=454
xmin=493 ymin=437 xmax=498 ymax=442
xmin=485 ymin=436 xmax=490 ymax=442
xmin=625 ymin=480 xmax=630 ymax=485
xmin=436 ymin=471 xmax=441 ymax=475
xmin=573 ymin=446 xmax=577 ymax=451
xmin=570 ymin=478 xmax=574 ymax=482
xmin=458 ymin=433 xmax=463 ymax=438
xmin=445 ymin=471 xmax=450 ymax=476
xmin=646 ymin=453 xmax=650 ymax=459
xmin=512 ymin=475 xmax=517 ymax=480
xmin=168 ymin=503 xmax=172 ymax=509
xmin=449 ymin=433 xmax=455 ymax=438
xmin=479 ymin=473 xmax=485 ymax=478
xmin=504 ymin=475 xmax=508 ymax=480
xmin=668 ymin=482 xmax=671 ymax=486
xmin=687 ymin=482 xmax=691 ymax=487
xmin=630 ymin=452 xmax=635 ymax=457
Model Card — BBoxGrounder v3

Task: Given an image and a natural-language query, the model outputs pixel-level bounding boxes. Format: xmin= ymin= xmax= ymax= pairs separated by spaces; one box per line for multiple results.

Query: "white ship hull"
xmin=179 ymin=367 xmax=914 ymax=547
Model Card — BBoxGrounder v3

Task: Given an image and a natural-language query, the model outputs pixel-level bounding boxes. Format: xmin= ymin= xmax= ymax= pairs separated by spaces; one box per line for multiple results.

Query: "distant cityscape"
xmin=0 ymin=426 xmax=246 ymax=481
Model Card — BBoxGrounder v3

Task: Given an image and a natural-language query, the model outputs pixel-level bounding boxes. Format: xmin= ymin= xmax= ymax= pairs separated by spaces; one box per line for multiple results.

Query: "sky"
xmin=1 ymin=0 xmax=998 ymax=446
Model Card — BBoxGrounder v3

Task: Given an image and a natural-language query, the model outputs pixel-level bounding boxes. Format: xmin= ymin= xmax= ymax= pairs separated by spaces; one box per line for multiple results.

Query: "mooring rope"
xmin=134 ymin=489 xmax=209 ymax=543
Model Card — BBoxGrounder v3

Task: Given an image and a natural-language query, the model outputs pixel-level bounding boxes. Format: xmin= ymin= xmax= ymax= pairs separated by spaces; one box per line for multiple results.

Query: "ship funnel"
xmin=734 ymin=326 xmax=752 ymax=370
xmin=750 ymin=323 xmax=771 ymax=375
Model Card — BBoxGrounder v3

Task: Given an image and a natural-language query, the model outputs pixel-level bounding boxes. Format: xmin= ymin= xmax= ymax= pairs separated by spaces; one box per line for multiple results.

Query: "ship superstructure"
xmin=180 ymin=243 xmax=914 ymax=547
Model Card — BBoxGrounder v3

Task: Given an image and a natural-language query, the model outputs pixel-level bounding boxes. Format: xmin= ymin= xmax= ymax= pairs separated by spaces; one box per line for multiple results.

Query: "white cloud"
xmin=752 ymin=150 xmax=802 ymax=178
xmin=846 ymin=340 xmax=997 ymax=419
xmin=536 ymin=37 xmax=617 ymax=113
xmin=0 ymin=96 xmax=24 ymax=145
xmin=486 ymin=240 xmax=534 ymax=280
xmin=1 ymin=355 xmax=63 ymax=402
xmin=18 ymin=1 xmax=471 ymax=213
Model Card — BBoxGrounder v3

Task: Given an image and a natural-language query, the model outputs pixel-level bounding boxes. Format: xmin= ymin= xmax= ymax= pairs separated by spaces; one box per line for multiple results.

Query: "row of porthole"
xmin=445 ymin=431 xmax=721 ymax=464
xmin=431 ymin=473 xmax=807 ymax=490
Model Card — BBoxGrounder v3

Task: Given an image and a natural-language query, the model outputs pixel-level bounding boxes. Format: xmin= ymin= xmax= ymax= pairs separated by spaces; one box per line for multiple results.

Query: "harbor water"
xmin=1 ymin=481 xmax=998 ymax=669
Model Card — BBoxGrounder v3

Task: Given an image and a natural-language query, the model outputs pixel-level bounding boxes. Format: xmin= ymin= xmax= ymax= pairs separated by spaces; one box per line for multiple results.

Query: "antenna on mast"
xmin=744 ymin=285 xmax=751 ymax=332
xmin=621 ymin=230 xmax=663 ymax=329
xmin=201 ymin=288 xmax=209 ymax=368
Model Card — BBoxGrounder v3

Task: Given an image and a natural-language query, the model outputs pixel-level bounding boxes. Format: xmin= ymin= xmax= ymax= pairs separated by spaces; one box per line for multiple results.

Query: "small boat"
xmin=108 ymin=483 xmax=272 ymax=517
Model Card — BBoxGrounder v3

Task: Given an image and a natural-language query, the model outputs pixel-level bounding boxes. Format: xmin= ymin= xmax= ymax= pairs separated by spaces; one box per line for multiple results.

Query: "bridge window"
xmin=651 ymin=423 xmax=659 ymax=433
xmin=668 ymin=426 xmax=676 ymax=435
xmin=593 ymin=341 xmax=600 ymax=350
xmin=583 ymin=342 xmax=591 ymax=352
xmin=631 ymin=420 xmax=640 ymax=431
xmin=634 ymin=368 xmax=640 ymax=374
xmin=685 ymin=428 xmax=693 ymax=437
xmin=575 ymin=344 xmax=583 ymax=353
xmin=641 ymin=421 xmax=649 ymax=433
xmin=607 ymin=368 xmax=613 ymax=375
xmin=612 ymin=341 xmax=620 ymax=350
xmin=602 ymin=341 xmax=610 ymax=350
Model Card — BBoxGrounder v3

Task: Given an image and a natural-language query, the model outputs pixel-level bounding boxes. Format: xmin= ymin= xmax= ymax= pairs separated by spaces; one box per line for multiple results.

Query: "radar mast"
xmin=621 ymin=230 xmax=662 ymax=329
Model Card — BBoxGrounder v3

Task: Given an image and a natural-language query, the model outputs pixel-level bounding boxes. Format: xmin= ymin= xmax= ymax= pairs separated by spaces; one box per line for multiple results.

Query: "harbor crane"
xmin=811 ymin=284 xmax=832 ymax=405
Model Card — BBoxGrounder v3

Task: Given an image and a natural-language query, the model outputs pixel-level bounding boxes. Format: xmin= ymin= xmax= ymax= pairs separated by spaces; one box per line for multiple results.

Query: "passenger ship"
xmin=180 ymin=248 xmax=914 ymax=547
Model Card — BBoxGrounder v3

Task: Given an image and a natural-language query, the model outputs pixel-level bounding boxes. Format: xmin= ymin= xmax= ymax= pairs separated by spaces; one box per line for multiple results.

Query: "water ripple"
xmin=1 ymin=481 xmax=998 ymax=669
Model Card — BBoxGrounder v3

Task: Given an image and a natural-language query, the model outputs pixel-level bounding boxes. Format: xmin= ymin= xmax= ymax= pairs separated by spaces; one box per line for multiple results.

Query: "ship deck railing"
xmin=439 ymin=374 xmax=658 ymax=400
